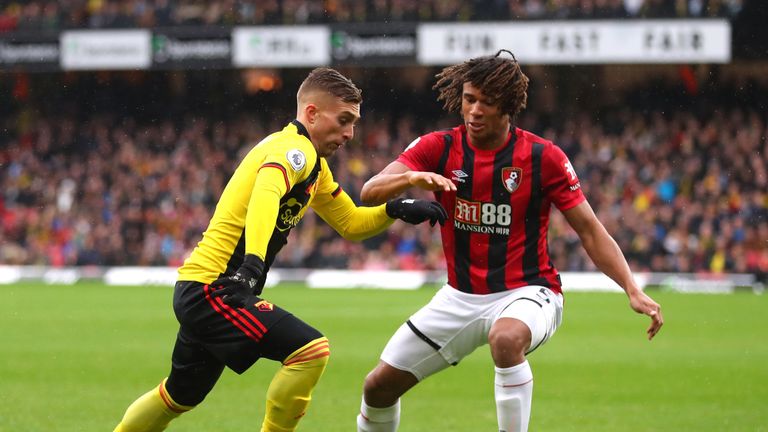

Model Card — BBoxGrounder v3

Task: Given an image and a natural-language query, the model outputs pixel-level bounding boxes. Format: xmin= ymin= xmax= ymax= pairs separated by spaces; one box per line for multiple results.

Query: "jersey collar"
xmin=291 ymin=119 xmax=311 ymax=140
xmin=460 ymin=124 xmax=515 ymax=154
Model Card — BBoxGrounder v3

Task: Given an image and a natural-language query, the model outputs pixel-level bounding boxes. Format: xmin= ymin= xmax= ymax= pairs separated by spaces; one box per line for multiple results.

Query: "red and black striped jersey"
xmin=397 ymin=125 xmax=585 ymax=295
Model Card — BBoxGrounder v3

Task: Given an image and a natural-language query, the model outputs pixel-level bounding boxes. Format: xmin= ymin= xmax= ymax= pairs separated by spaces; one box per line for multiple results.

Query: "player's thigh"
xmin=406 ymin=285 xmax=504 ymax=365
xmin=386 ymin=286 xmax=498 ymax=374
xmin=380 ymin=321 xmax=452 ymax=382
xmin=496 ymin=286 xmax=563 ymax=354
xmin=258 ymin=312 xmax=324 ymax=362
xmin=175 ymin=282 xmax=300 ymax=373
xmin=166 ymin=331 xmax=226 ymax=406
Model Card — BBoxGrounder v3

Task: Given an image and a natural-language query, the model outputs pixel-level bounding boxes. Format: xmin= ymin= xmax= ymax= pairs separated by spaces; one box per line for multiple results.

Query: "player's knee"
xmin=266 ymin=338 xmax=331 ymax=412
xmin=286 ymin=345 xmax=330 ymax=375
xmin=315 ymin=347 xmax=330 ymax=368
xmin=363 ymin=366 xmax=408 ymax=406
xmin=362 ymin=370 xmax=386 ymax=403
xmin=261 ymin=314 xmax=325 ymax=363
xmin=363 ymin=369 xmax=385 ymax=395
xmin=283 ymin=336 xmax=330 ymax=368
xmin=489 ymin=323 xmax=530 ymax=360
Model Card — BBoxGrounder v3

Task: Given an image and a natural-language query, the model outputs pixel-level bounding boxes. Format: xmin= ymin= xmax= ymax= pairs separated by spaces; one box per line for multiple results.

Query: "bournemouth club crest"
xmin=501 ymin=167 xmax=523 ymax=193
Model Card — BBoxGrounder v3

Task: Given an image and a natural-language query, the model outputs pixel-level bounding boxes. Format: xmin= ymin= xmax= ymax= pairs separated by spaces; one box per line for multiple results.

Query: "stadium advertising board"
xmin=151 ymin=29 xmax=231 ymax=70
xmin=232 ymin=26 xmax=330 ymax=67
xmin=60 ymin=30 xmax=151 ymax=70
xmin=330 ymin=24 xmax=417 ymax=66
xmin=418 ymin=20 xmax=731 ymax=64
xmin=0 ymin=34 xmax=59 ymax=72
xmin=0 ymin=265 xmax=761 ymax=293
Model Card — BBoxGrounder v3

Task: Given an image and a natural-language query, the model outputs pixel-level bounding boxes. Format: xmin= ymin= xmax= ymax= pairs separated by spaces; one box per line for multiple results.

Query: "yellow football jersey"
xmin=178 ymin=120 xmax=392 ymax=284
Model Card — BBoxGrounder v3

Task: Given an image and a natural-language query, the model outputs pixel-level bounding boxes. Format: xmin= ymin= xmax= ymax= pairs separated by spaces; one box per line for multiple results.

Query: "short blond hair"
xmin=297 ymin=67 xmax=362 ymax=105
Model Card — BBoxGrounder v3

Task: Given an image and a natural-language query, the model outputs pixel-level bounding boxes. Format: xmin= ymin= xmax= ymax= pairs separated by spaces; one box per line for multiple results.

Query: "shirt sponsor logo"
xmin=277 ymin=197 xmax=304 ymax=232
xmin=454 ymin=198 xmax=511 ymax=235
xmin=563 ymin=160 xmax=581 ymax=191
xmin=455 ymin=198 xmax=482 ymax=225
xmin=286 ymin=149 xmax=306 ymax=171
xmin=564 ymin=160 xmax=577 ymax=181
xmin=501 ymin=167 xmax=523 ymax=193
xmin=454 ymin=220 xmax=510 ymax=235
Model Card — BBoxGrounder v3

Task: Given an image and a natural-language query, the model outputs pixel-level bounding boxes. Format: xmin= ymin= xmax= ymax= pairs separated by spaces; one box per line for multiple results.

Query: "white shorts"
xmin=380 ymin=284 xmax=563 ymax=381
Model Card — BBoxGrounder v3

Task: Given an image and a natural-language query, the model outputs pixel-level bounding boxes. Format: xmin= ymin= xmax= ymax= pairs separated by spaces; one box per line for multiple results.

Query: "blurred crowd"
xmin=0 ymin=0 xmax=744 ymax=32
xmin=1 ymin=74 xmax=766 ymax=284
xmin=546 ymin=108 xmax=767 ymax=279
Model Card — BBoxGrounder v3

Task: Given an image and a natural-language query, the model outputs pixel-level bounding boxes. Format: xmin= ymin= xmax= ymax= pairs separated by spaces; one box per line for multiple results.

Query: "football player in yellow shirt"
xmin=113 ymin=67 xmax=447 ymax=432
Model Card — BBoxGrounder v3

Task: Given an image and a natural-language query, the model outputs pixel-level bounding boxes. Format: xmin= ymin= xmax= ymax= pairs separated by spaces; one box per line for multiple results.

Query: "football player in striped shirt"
xmin=113 ymin=68 xmax=446 ymax=432
xmin=356 ymin=51 xmax=663 ymax=432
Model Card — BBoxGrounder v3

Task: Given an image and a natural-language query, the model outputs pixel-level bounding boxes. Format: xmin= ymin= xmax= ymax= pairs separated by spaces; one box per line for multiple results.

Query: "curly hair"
xmin=433 ymin=50 xmax=529 ymax=118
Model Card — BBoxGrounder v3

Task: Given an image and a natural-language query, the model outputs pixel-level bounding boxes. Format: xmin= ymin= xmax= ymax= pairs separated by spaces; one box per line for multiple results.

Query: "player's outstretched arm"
xmin=562 ymin=201 xmax=664 ymax=340
xmin=361 ymin=161 xmax=456 ymax=205
xmin=312 ymin=189 xmax=446 ymax=242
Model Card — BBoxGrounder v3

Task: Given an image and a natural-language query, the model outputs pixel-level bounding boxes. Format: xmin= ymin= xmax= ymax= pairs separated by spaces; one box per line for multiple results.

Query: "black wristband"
xmin=385 ymin=198 xmax=405 ymax=219
xmin=238 ymin=254 xmax=265 ymax=281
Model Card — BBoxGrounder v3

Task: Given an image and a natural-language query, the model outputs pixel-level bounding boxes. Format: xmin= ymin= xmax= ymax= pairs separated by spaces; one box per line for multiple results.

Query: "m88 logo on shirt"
xmin=454 ymin=198 xmax=511 ymax=234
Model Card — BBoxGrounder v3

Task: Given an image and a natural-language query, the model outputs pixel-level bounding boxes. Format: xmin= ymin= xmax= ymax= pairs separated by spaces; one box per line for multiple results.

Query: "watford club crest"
xmin=501 ymin=167 xmax=523 ymax=193
xmin=254 ymin=300 xmax=274 ymax=312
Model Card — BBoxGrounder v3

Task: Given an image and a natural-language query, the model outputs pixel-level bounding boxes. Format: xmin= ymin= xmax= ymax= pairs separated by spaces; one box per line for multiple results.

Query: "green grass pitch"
xmin=1 ymin=283 xmax=767 ymax=431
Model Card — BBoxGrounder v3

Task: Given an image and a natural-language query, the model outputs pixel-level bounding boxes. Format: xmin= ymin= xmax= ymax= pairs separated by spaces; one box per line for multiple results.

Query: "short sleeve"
xmin=542 ymin=144 xmax=586 ymax=211
xmin=396 ymin=133 xmax=444 ymax=173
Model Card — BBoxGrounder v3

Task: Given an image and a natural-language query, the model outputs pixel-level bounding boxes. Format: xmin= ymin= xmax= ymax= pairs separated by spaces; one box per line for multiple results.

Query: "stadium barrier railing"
xmin=0 ymin=265 xmax=762 ymax=294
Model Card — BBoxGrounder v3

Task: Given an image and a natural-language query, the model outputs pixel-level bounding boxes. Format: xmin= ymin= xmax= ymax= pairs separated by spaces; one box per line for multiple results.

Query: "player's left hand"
xmin=386 ymin=198 xmax=448 ymax=226
xmin=628 ymin=290 xmax=663 ymax=340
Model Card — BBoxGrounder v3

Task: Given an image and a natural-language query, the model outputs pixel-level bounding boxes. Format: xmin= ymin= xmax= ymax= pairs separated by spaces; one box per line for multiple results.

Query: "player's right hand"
xmin=209 ymin=275 xmax=253 ymax=308
xmin=386 ymin=198 xmax=448 ymax=226
xmin=209 ymin=254 xmax=265 ymax=308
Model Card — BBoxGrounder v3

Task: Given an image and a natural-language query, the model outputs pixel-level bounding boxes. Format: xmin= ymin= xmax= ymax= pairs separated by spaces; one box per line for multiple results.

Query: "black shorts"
xmin=172 ymin=281 xmax=322 ymax=374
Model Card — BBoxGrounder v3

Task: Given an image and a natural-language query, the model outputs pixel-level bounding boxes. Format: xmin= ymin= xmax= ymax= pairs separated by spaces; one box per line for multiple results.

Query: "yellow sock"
xmin=114 ymin=379 xmax=194 ymax=432
xmin=261 ymin=337 xmax=331 ymax=432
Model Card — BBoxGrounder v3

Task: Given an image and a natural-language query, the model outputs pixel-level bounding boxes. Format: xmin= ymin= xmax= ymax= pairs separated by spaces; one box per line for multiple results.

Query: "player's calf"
xmin=113 ymin=379 xmax=194 ymax=432
xmin=495 ymin=361 xmax=534 ymax=432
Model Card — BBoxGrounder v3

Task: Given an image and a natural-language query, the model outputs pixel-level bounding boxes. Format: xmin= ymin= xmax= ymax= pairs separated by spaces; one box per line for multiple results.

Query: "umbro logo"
xmin=451 ymin=169 xmax=468 ymax=183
